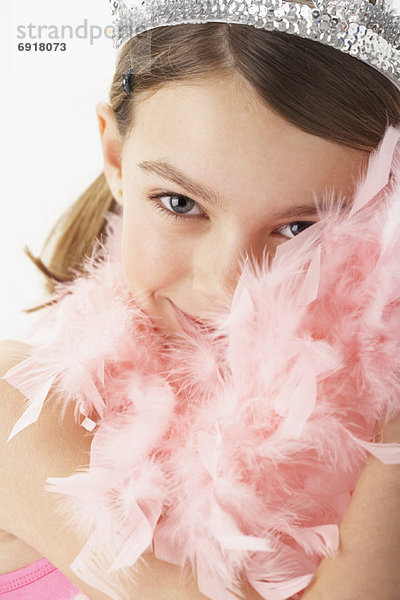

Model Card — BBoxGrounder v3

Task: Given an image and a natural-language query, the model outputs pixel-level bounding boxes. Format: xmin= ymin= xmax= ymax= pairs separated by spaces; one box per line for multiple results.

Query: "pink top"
xmin=0 ymin=557 xmax=83 ymax=599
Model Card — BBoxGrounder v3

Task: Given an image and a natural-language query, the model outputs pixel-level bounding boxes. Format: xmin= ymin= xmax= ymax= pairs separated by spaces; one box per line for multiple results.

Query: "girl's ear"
xmin=96 ymin=101 xmax=124 ymax=206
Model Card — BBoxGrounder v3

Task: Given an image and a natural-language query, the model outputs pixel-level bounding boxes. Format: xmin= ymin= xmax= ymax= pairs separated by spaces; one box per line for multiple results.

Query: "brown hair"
xmin=26 ymin=0 xmax=400 ymax=312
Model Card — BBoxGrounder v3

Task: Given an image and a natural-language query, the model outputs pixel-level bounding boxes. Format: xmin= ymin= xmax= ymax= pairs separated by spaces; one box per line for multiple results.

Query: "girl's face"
xmin=97 ymin=73 xmax=369 ymax=338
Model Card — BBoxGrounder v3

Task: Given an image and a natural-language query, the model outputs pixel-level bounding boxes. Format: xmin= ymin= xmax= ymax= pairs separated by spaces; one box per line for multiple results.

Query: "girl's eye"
xmin=148 ymin=192 xmax=316 ymax=238
xmin=275 ymin=221 xmax=316 ymax=239
xmin=148 ymin=193 xmax=206 ymax=220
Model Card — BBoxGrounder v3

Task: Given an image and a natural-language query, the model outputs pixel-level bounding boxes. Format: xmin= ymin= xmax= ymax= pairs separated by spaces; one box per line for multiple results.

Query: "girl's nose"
xmin=192 ymin=227 xmax=268 ymax=306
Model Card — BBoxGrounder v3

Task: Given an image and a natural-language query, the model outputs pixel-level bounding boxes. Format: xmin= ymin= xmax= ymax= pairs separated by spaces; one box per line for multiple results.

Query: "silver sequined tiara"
xmin=109 ymin=0 xmax=400 ymax=92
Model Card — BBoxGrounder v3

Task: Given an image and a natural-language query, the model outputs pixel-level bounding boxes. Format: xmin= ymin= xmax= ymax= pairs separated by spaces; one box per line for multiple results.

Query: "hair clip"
xmin=121 ymin=68 xmax=134 ymax=95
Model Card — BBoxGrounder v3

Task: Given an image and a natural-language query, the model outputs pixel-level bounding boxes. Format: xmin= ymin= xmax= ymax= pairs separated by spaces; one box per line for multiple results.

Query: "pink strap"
xmin=0 ymin=557 xmax=81 ymax=599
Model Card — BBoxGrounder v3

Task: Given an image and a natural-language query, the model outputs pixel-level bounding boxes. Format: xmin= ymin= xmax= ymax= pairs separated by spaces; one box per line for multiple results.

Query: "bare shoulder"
xmin=0 ymin=336 xmax=93 ymax=524
xmin=0 ymin=338 xmax=105 ymax=596
xmin=0 ymin=337 xmax=85 ymax=454
xmin=0 ymin=339 xmax=44 ymax=571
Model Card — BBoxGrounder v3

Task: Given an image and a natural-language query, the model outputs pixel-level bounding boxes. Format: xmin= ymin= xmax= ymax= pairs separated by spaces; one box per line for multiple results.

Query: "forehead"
xmin=124 ymin=74 xmax=369 ymax=205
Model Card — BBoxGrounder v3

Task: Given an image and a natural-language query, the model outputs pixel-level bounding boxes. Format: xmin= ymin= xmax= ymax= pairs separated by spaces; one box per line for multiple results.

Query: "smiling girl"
xmin=1 ymin=1 xmax=400 ymax=599
xmin=96 ymin=73 xmax=370 ymax=337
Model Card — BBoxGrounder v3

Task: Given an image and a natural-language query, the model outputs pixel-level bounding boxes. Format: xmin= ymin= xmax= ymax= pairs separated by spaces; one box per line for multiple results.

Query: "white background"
xmin=0 ymin=0 xmax=116 ymax=340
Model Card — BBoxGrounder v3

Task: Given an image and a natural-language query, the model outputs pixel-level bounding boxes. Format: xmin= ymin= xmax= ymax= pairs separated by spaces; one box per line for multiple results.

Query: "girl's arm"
xmin=299 ymin=413 xmax=400 ymax=600
xmin=243 ymin=416 xmax=400 ymax=600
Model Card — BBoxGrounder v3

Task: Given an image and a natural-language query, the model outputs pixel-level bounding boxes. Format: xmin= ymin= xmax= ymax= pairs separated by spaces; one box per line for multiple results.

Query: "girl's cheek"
xmin=121 ymin=207 xmax=192 ymax=291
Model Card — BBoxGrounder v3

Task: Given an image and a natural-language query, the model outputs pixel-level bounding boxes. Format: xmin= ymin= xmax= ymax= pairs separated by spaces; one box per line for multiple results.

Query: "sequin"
xmin=109 ymin=0 xmax=400 ymax=91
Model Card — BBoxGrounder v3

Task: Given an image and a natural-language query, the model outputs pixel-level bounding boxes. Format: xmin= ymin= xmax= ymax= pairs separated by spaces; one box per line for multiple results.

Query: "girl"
xmin=1 ymin=0 xmax=400 ymax=598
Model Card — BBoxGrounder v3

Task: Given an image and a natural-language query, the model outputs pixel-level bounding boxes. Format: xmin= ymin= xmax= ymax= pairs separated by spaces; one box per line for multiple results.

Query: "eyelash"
xmin=147 ymin=192 xmax=205 ymax=221
xmin=147 ymin=191 xmax=317 ymax=236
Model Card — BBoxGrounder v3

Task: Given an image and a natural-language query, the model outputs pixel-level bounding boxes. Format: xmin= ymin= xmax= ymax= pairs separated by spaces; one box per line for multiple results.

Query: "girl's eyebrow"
xmin=137 ymin=159 xmax=339 ymax=220
xmin=138 ymin=159 xmax=223 ymax=208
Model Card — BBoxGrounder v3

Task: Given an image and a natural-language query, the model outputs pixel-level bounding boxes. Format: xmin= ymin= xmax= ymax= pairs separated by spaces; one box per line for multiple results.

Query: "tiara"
xmin=109 ymin=0 xmax=400 ymax=93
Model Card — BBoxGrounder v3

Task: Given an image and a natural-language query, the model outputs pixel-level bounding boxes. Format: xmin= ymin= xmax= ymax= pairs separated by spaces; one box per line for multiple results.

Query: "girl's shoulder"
xmin=0 ymin=339 xmax=44 ymax=568
xmin=0 ymin=338 xmax=100 ymax=595
xmin=0 ymin=338 xmax=118 ymax=597
xmin=0 ymin=339 xmax=43 ymax=535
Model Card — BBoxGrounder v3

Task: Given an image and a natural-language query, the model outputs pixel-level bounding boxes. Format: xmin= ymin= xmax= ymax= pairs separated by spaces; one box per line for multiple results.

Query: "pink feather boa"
xmin=3 ymin=124 xmax=400 ymax=600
